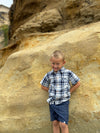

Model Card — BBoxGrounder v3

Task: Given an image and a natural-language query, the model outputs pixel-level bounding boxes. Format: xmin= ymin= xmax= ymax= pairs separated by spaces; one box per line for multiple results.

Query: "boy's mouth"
xmin=53 ymin=68 xmax=58 ymax=71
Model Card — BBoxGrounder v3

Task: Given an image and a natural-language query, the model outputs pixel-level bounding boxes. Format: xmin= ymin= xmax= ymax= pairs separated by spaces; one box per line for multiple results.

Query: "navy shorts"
xmin=49 ymin=101 xmax=69 ymax=124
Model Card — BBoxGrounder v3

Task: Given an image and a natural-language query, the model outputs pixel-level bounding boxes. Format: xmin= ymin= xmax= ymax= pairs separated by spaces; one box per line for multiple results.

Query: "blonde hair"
xmin=51 ymin=50 xmax=65 ymax=61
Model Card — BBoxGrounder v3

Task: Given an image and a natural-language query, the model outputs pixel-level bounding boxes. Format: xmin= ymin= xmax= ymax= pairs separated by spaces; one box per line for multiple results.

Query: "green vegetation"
xmin=0 ymin=25 xmax=9 ymax=47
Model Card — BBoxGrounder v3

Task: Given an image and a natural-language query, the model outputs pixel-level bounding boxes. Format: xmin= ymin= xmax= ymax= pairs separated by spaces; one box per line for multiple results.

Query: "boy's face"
xmin=50 ymin=57 xmax=66 ymax=72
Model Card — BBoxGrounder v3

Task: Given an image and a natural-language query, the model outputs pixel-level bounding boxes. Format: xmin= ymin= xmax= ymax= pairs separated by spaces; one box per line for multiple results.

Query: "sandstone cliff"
xmin=0 ymin=0 xmax=100 ymax=133
xmin=9 ymin=0 xmax=100 ymax=42
xmin=0 ymin=21 xmax=100 ymax=133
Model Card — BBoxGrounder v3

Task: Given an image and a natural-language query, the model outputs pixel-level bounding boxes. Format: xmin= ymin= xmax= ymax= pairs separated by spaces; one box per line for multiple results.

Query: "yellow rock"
xmin=0 ymin=22 xmax=100 ymax=133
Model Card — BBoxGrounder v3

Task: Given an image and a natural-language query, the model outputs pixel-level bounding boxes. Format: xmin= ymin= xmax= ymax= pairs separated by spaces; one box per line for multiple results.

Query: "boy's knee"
xmin=53 ymin=120 xmax=59 ymax=127
xmin=59 ymin=122 xmax=68 ymax=129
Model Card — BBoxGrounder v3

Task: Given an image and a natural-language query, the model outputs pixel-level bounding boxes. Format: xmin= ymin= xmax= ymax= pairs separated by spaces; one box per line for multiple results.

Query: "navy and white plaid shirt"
xmin=40 ymin=67 xmax=80 ymax=105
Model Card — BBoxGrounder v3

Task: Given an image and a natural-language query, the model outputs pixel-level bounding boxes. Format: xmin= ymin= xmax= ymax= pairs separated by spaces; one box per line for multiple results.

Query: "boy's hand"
xmin=70 ymin=81 xmax=80 ymax=94
xmin=41 ymin=85 xmax=49 ymax=92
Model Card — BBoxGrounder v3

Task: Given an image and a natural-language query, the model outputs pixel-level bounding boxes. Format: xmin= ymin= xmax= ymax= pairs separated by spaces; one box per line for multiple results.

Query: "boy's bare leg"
xmin=53 ymin=120 xmax=60 ymax=133
xmin=59 ymin=122 xmax=69 ymax=133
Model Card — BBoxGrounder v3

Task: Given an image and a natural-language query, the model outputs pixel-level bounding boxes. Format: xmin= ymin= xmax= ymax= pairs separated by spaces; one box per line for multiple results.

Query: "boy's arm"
xmin=41 ymin=85 xmax=49 ymax=92
xmin=70 ymin=81 xmax=80 ymax=94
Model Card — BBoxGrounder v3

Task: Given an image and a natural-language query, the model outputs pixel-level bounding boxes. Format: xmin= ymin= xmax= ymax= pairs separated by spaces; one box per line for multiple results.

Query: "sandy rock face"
xmin=10 ymin=9 xmax=62 ymax=41
xmin=9 ymin=0 xmax=100 ymax=40
xmin=0 ymin=22 xmax=100 ymax=133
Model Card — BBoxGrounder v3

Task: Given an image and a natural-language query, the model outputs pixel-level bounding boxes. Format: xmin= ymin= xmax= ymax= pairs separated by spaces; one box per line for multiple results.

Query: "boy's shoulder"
xmin=63 ymin=68 xmax=71 ymax=72
xmin=46 ymin=70 xmax=54 ymax=75
xmin=64 ymin=68 xmax=76 ymax=76
xmin=61 ymin=67 xmax=72 ymax=73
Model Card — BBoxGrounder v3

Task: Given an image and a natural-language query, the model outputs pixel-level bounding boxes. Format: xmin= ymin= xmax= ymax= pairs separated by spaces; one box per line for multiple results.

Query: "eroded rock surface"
xmin=9 ymin=0 xmax=100 ymax=41
xmin=0 ymin=22 xmax=100 ymax=133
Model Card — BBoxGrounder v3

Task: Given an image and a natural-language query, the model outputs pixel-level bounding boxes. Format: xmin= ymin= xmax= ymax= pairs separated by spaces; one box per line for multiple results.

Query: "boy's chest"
xmin=49 ymin=74 xmax=69 ymax=86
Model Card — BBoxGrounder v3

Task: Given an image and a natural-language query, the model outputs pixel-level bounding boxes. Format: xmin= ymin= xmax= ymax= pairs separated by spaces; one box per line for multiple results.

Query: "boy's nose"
xmin=54 ymin=64 xmax=57 ymax=67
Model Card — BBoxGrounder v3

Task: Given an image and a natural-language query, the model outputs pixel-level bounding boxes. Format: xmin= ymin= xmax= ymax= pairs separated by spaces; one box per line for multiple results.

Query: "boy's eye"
xmin=52 ymin=63 xmax=60 ymax=65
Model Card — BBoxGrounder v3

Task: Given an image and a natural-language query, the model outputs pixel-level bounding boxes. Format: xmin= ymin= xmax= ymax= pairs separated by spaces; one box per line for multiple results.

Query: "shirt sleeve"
xmin=69 ymin=70 xmax=80 ymax=85
xmin=40 ymin=73 xmax=50 ymax=88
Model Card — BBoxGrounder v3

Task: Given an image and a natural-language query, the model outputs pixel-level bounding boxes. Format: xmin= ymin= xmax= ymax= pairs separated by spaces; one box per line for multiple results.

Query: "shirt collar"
xmin=51 ymin=67 xmax=65 ymax=74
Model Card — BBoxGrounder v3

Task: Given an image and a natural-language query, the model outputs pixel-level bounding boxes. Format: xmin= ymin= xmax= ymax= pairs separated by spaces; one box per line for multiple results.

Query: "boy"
xmin=40 ymin=50 xmax=80 ymax=133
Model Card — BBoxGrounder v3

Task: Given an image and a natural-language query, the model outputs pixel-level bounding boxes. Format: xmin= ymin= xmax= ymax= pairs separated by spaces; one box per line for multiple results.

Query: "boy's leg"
xmin=49 ymin=101 xmax=69 ymax=133
xmin=49 ymin=104 xmax=60 ymax=133
xmin=53 ymin=120 xmax=60 ymax=133
xmin=59 ymin=122 xmax=69 ymax=133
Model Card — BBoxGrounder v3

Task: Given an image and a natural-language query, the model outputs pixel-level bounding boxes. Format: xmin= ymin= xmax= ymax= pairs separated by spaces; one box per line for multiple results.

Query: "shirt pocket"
xmin=49 ymin=77 xmax=55 ymax=85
